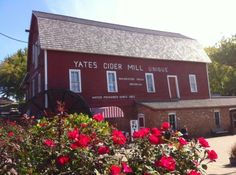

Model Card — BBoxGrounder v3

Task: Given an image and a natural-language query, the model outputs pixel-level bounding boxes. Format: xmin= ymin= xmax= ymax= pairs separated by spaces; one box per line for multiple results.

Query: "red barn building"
xmin=24 ymin=11 xmax=236 ymax=137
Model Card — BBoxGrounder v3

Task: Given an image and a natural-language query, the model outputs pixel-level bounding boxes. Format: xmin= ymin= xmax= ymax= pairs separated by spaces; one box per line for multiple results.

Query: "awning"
xmin=91 ymin=106 xmax=124 ymax=118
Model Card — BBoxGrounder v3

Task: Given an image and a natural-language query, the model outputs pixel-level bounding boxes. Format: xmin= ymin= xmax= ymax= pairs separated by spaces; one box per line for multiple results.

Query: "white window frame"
xmin=214 ymin=110 xmax=221 ymax=128
xmin=138 ymin=113 xmax=145 ymax=129
xmin=145 ymin=73 xmax=155 ymax=93
xmin=33 ymin=40 xmax=40 ymax=69
xmin=106 ymin=71 xmax=118 ymax=93
xmin=189 ymin=74 xmax=198 ymax=93
xmin=167 ymin=75 xmax=180 ymax=98
xmin=168 ymin=113 xmax=177 ymax=130
xmin=69 ymin=69 xmax=82 ymax=93
xmin=38 ymin=73 xmax=41 ymax=93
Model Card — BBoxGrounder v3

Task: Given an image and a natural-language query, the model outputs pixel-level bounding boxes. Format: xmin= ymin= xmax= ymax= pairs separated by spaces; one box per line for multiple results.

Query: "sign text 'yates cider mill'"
xmin=73 ymin=60 xmax=168 ymax=72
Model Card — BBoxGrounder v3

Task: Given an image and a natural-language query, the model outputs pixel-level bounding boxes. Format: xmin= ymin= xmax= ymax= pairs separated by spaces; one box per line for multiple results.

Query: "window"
xmin=32 ymin=40 xmax=40 ymax=69
xmin=38 ymin=73 xmax=41 ymax=93
xmin=214 ymin=111 xmax=221 ymax=128
xmin=168 ymin=113 xmax=177 ymax=130
xmin=145 ymin=73 xmax=155 ymax=93
xmin=106 ymin=71 xmax=118 ymax=92
xmin=189 ymin=74 xmax=198 ymax=92
xmin=69 ymin=69 xmax=81 ymax=93
xmin=138 ymin=113 xmax=145 ymax=128
xmin=233 ymin=113 xmax=236 ymax=128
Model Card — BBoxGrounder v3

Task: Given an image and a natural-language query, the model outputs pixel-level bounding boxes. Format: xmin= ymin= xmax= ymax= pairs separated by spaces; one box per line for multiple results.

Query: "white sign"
xmin=130 ymin=120 xmax=139 ymax=141
xmin=91 ymin=95 xmax=135 ymax=100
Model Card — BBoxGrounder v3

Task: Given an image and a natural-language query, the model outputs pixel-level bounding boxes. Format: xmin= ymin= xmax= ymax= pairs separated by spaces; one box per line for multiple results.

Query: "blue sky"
xmin=0 ymin=0 xmax=48 ymax=60
xmin=1 ymin=0 xmax=236 ymax=61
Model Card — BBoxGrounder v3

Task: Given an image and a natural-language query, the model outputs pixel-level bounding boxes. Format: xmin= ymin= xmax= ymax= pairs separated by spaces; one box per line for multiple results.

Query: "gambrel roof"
xmin=32 ymin=11 xmax=211 ymax=63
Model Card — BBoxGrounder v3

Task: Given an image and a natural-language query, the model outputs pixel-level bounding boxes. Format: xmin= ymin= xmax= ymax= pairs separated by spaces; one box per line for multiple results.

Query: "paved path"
xmin=206 ymin=135 xmax=236 ymax=175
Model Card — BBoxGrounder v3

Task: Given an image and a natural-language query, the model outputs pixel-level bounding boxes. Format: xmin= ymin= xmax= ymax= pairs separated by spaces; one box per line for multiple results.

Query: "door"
xmin=167 ymin=75 xmax=180 ymax=99
xmin=168 ymin=113 xmax=177 ymax=131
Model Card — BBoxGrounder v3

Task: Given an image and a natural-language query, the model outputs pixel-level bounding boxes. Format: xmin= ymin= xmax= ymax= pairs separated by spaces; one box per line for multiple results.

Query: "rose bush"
xmin=14 ymin=113 xmax=129 ymax=175
xmin=127 ymin=125 xmax=217 ymax=175
xmin=0 ymin=119 xmax=26 ymax=174
xmin=0 ymin=113 xmax=217 ymax=175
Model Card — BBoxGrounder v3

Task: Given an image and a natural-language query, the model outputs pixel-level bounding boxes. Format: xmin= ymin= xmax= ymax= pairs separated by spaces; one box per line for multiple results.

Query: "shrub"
xmin=128 ymin=127 xmax=217 ymax=174
xmin=0 ymin=113 xmax=217 ymax=175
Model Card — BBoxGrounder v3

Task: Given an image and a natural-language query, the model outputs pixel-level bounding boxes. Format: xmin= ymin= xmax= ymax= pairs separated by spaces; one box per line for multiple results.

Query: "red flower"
xmin=77 ymin=134 xmax=91 ymax=147
xmin=121 ymin=162 xmax=133 ymax=173
xmin=80 ymin=123 xmax=88 ymax=128
xmin=178 ymin=137 xmax=188 ymax=145
xmin=8 ymin=132 xmax=14 ymax=137
xmin=110 ymin=165 xmax=121 ymax=175
xmin=112 ymin=130 xmax=126 ymax=145
xmin=132 ymin=131 xmax=142 ymax=138
xmin=93 ymin=113 xmax=104 ymax=122
xmin=187 ymin=170 xmax=201 ymax=175
xmin=155 ymin=156 xmax=176 ymax=171
xmin=151 ymin=128 xmax=161 ymax=136
xmin=149 ymin=134 xmax=160 ymax=144
xmin=198 ymin=137 xmax=210 ymax=147
xmin=70 ymin=142 xmax=79 ymax=150
xmin=56 ymin=155 xmax=70 ymax=166
xmin=161 ymin=122 xmax=170 ymax=131
xmin=70 ymin=134 xmax=91 ymax=149
xmin=140 ymin=128 xmax=150 ymax=137
xmin=39 ymin=122 xmax=47 ymax=127
xmin=7 ymin=121 xmax=16 ymax=126
xmin=133 ymin=128 xmax=150 ymax=138
xmin=43 ymin=139 xmax=56 ymax=147
xmin=207 ymin=150 xmax=218 ymax=161
xmin=67 ymin=128 xmax=79 ymax=140
xmin=98 ymin=146 xmax=110 ymax=154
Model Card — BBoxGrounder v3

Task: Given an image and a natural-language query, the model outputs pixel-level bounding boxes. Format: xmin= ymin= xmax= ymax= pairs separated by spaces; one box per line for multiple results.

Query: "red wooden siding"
xmin=46 ymin=50 xmax=210 ymax=108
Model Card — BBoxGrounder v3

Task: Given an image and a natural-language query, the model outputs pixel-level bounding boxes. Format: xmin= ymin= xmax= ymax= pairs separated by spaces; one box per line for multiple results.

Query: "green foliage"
xmin=208 ymin=61 xmax=236 ymax=95
xmin=207 ymin=35 xmax=236 ymax=67
xmin=0 ymin=120 xmax=24 ymax=174
xmin=206 ymin=35 xmax=236 ymax=95
xmin=16 ymin=114 xmax=116 ymax=175
xmin=0 ymin=49 xmax=27 ymax=102
xmin=0 ymin=113 xmax=217 ymax=175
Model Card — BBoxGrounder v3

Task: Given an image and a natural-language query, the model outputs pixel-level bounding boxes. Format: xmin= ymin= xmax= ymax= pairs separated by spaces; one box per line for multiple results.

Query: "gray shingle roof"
xmin=33 ymin=11 xmax=211 ymax=63
xmin=139 ymin=97 xmax=236 ymax=110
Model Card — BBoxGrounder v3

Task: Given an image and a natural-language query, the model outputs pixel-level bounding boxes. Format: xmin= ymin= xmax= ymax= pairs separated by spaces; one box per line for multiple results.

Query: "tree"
xmin=210 ymin=35 xmax=236 ymax=67
xmin=206 ymin=35 xmax=236 ymax=96
xmin=208 ymin=61 xmax=236 ymax=95
xmin=0 ymin=49 xmax=27 ymax=102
